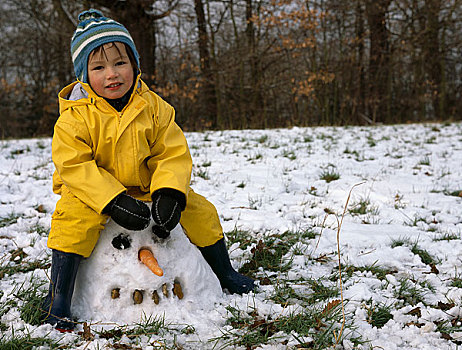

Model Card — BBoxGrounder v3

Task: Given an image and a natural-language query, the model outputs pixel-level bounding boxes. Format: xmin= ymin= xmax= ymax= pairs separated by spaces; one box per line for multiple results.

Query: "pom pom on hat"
xmin=78 ymin=9 xmax=104 ymax=22
xmin=71 ymin=9 xmax=140 ymax=84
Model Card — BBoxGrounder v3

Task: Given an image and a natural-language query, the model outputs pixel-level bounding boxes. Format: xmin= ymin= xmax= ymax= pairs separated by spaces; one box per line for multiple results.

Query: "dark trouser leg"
xmin=199 ymin=238 xmax=255 ymax=294
xmin=41 ymin=249 xmax=82 ymax=331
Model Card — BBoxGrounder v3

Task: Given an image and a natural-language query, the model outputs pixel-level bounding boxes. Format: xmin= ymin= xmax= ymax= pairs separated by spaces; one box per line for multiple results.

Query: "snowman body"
xmin=71 ymin=220 xmax=223 ymax=324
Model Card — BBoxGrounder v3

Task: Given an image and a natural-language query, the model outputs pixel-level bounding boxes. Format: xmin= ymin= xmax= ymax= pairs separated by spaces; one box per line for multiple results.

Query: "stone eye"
xmin=111 ymin=233 xmax=132 ymax=250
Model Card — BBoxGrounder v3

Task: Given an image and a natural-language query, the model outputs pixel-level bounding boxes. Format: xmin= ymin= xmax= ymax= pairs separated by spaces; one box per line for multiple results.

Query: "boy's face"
xmin=87 ymin=42 xmax=134 ymax=100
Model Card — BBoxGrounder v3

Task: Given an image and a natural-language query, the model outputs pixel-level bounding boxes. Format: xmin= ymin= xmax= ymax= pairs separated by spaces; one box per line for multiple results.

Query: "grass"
xmin=124 ymin=314 xmax=171 ymax=337
xmin=391 ymin=237 xmax=438 ymax=267
xmin=366 ymin=301 xmax=393 ymax=328
xmin=236 ymin=181 xmax=246 ymax=188
xmin=270 ymin=281 xmax=301 ymax=305
xmin=418 ymin=156 xmax=431 ymax=166
xmin=227 ymin=229 xmax=321 ymax=282
xmin=451 ymin=278 xmax=462 ymax=288
xmin=299 ymin=227 xmax=318 ymax=240
xmin=16 ymin=277 xmax=47 ymax=326
xmin=214 ymin=301 xmax=349 ymax=350
xmin=348 ymin=197 xmax=380 ymax=218
xmin=256 ymin=135 xmax=268 ymax=143
xmin=433 ymin=231 xmax=460 ymax=241
xmin=390 ymin=236 xmax=413 ymax=248
xmin=0 ymin=212 xmax=23 ymax=227
xmin=394 ymin=278 xmax=426 ymax=306
xmin=248 ymin=194 xmax=262 ymax=209
xmin=247 ymin=153 xmax=263 ymax=162
xmin=28 ymin=223 xmax=49 ymax=236
xmin=319 ymin=166 xmax=340 ymax=183
xmin=304 ymin=278 xmax=339 ymax=303
xmin=7 ymin=147 xmax=30 ymax=159
xmin=341 ymin=263 xmax=396 ymax=281
xmin=281 ymin=149 xmax=297 ymax=160
xmin=410 ymin=243 xmax=437 ymax=266
xmin=349 ymin=198 xmax=370 ymax=215
xmin=216 ymin=306 xmax=279 ymax=349
xmin=425 ymin=135 xmax=437 ymax=144
xmin=225 ymin=228 xmax=255 ymax=250
xmin=194 ymin=168 xmax=210 ymax=180
xmin=394 ymin=193 xmax=406 ymax=209
xmin=239 ymin=237 xmax=293 ymax=277
xmin=95 ymin=314 xmax=197 ymax=349
xmin=0 ymin=275 xmax=47 ymax=340
xmin=0 ymin=332 xmax=62 ymax=350
xmin=435 ymin=319 xmax=462 ymax=344
xmin=445 ymin=189 xmax=462 ymax=197
xmin=450 ymin=272 xmax=462 ymax=288
xmin=0 ymin=260 xmax=50 ymax=280
xmin=4 ymin=276 xmax=45 ymax=325
xmin=36 ymin=141 xmax=47 ymax=149
xmin=403 ymin=214 xmax=431 ymax=227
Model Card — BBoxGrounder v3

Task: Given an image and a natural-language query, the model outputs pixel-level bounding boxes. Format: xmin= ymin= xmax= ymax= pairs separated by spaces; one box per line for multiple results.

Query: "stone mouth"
xmin=110 ymin=281 xmax=184 ymax=305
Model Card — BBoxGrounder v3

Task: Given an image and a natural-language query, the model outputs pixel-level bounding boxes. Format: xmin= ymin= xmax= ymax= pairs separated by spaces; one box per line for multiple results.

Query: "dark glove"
xmin=151 ymin=189 xmax=185 ymax=238
xmin=152 ymin=225 xmax=171 ymax=239
xmin=105 ymin=193 xmax=151 ymax=231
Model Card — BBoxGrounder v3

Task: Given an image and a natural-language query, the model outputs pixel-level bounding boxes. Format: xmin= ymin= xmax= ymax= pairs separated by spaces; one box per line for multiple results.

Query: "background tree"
xmin=83 ymin=0 xmax=179 ymax=87
xmin=0 ymin=0 xmax=78 ymax=137
xmin=194 ymin=0 xmax=218 ymax=127
xmin=0 ymin=0 xmax=461 ymax=138
xmin=365 ymin=0 xmax=392 ymax=124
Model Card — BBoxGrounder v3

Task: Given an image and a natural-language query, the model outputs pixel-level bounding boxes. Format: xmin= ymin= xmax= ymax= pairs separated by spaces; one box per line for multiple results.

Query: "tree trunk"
xmin=355 ymin=0 xmax=366 ymax=124
xmin=246 ymin=0 xmax=258 ymax=127
xmin=365 ymin=0 xmax=391 ymax=123
xmin=112 ymin=4 xmax=157 ymax=87
xmin=423 ymin=0 xmax=445 ymax=119
xmin=194 ymin=0 xmax=217 ymax=128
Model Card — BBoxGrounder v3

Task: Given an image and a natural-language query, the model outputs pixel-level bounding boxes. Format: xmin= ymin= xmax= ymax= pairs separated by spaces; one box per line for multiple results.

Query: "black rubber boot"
xmin=41 ymin=250 xmax=82 ymax=332
xmin=199 ymin=238 xmax=255 ymax=294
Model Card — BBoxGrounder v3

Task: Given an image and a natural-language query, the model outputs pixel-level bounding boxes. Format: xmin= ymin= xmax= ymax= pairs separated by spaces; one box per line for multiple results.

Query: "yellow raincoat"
xmin=48 ymin=78 xmax=222 ymax=257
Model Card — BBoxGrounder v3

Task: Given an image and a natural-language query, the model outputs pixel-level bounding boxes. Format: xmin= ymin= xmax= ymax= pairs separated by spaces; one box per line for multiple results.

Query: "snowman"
xmin=71 ymin=220 xmax=223 ymax=324
xmin=42 ymin=192 xmax=255 ymax=331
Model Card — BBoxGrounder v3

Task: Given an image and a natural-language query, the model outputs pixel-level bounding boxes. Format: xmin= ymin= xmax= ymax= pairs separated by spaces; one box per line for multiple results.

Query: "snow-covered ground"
xmin=1 ymin=123 xmax=462 ymax=349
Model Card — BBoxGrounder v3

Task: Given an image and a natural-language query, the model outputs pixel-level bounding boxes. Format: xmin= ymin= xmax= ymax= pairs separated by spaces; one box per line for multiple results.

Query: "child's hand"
xmin=152 ymin=225 xmax=170 ymax=239
xmin=105 ymin=193 xmax=151 ymax=230
xmin=151 ymin=189 xmax=184 ymax=238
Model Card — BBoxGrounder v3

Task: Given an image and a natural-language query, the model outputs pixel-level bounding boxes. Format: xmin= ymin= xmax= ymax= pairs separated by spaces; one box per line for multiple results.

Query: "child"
xmin=42 ymin=9 xmax=254 ymax=331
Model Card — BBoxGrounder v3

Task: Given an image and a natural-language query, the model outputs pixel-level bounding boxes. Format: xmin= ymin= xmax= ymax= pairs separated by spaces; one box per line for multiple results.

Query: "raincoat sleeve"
xmin=52 ymin=112 xmax=126 ymax=214
xmin=147 ymin=97 xmax=192 ymax=202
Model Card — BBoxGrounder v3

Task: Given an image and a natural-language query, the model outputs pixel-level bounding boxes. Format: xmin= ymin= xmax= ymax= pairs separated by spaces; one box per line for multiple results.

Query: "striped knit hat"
xmin=71 ymin=9 xmax=140 ymax=84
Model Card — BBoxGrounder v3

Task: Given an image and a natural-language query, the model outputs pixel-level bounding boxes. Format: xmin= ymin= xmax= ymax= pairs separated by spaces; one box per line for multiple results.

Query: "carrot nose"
xmin=139 ymin=248 xmax=164 ymax=276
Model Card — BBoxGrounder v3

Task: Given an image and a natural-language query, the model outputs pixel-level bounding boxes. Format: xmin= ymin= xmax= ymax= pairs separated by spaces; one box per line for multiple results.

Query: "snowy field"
xmin=1 ymin=122 xmax=462 ymax=349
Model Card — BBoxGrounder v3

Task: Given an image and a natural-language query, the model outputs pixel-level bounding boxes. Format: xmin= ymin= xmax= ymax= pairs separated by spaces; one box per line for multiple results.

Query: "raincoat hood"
xmin=58 ymin=74 xmax=143 ymax=114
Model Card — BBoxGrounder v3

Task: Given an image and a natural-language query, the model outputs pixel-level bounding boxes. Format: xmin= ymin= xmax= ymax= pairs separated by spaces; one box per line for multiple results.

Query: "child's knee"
xmin=48 ymin=186 xmax=107 ymax=257
xmin=180 ymin=190 xmax=223 ymax=247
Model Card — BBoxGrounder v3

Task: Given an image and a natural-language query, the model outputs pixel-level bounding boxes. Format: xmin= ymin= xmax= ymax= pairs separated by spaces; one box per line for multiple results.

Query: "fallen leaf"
xmin=406 ymin=307 xmax=421 ymax=317
xmin=437 ymin=301 xmax=455 ymax=311
xmin=322 ymin=299 xmax=341 ymax=316
xmin=430 ymin=264 xmax=439 ymax=274
xmin=78 ymin=322 xmax=94 ymax=341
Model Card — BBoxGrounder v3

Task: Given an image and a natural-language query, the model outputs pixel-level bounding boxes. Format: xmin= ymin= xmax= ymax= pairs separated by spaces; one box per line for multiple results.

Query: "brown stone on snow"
xmin=133 ymin=289 xmax=143 ymax=304
xmin=173 ymin=281 xmax=183 ymax=299
xmin=162 ymin=283 xmax=168 ymax=297
xmin=152 ymin=290 xmax=160 ymax=304
xmin=111 ymin=288 xmax=120 ymax=299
